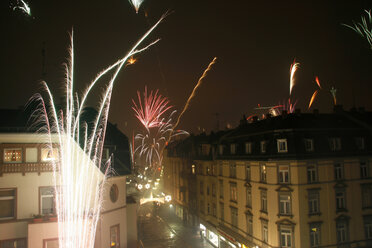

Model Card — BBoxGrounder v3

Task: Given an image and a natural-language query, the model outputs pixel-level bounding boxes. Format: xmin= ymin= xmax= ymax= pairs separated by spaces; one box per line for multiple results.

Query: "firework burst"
xmin=32 ymin=14 xmax=165 ymax=248
xmin=289 ymin=59 xmax=300 ymax=96
xmin=344 ymin=10 xmax=372 ymax=49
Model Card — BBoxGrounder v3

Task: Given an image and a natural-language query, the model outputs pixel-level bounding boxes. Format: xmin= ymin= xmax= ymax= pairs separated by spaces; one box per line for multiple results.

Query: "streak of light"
xmin=308 ymin=90 xmax=319 ymax=109
xmin=13 ymin=0 xmax=31 ymax=16
xmin=315 ymin=76 xmax=322 ymax=89
xmin=172 ymin=57 xmax=217 ymax=132
xmin=289 ymin=59 xmax=300 ymax=96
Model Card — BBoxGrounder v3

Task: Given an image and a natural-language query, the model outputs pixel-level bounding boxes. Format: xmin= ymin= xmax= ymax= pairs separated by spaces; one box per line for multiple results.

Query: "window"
xmin=334 ymin=163 xmax=344 ymax=180
xmin=0 ymin=189 xmax=16 ymax=220
xmin=336 ymin=219 xmax=348 ymax=244
xmin=40 ymin=187 xmax=56 ymax=215
xmin=110 ymin=184 xmax=119 ymax=203
xmin=245 ymin=142 xmax=252 ymax=154
xmin=362 ymin=184 xmax=372 ymax=208
xmin=230 ymin=207 xmax=238 ymax=227
xmin=305 ymin=139 xmax=314 ymax=152
xmin=219 ymin=163 xmax=223 ymax=176
xmin=309 ymin=223 xmax=321 ymax=247
xmin=308 ymin=190 xmax=320 ymax=214
xmin=262 ymin=220 xmax=268 ymax=243
xmin=360 ymin=161 xmax=369 ymax=179
xmin=207 ymin=186 xmax=210 ymax=195
xmin=280 ymin=228 xmax=292 ymax=247
xmin=246 ymin=187 xmax=252 ymax=208
xmin=260 ymin=164 xmax=267 ymax=183
xmin=230 ymin=144 xmax=237 ymax=154
xmin=261 ymin=189 xmax=267 ymax=212
xmin=329 ymin=137 xmax=341 ymax=151
xmin=246 ymin=165 xmax=251 ymax=181
xmin=212 ymin=183 xmax=216 ymax=197
xmin=219 ymin=145 xmax=224 ymax=155
xmin=230 ymin=183 xmax=237 ymax=202
xmin=279 ymin=193 xmax=291 ymax=215
xmin=364 ymin=215 xmax=372 ymax=240
xmin=212 ymin=203 xmax=216 ymax=217
xmin=277 ymin=139 xmax=288 ymax=153
xmin=207 ymin=203 xmax=210 ymax=214
xmin=260 ymin=141 xmax=267 ymax=153
xmin=335 ymin=190 xmax=346 ymax=210
xmin=229 ymin=163 xmax=236 ymax=178
xmin=200 ymin=200 xmax=204 ymax=213
xmin=220 ymin=203 xmax=224 ymax=221
xmin=212 ymin=164 xmax=217 ymax=176
xmin=355 ymin=137 xmax=365 ymax=150
xmin=219 ymin=180 xmax=224 ymax=199
xmin=41 ymin=148 xmax=59 ymax=162
xmin=43 ymin=239 xmax=59 ymax=248
xmin=307 ymin=165 xmax=317 ymax=183
xmin=200 ymin=181 xmax=204 ymax=195
xmin=279 ymin=165 xmax=290 ymax=183
xmin=110 ymin=224 xmax=120 ymax=248
xmin=26 ymin=147 xmax=38 ymax=162
xmin=246 ymin=214 xmax=253 ymax=236
xmin=192 ymin=164 xmax=196 ymax=174
xmin=0 ymin=238 xmax=26 ymax=248
xmin=201 ymin=144 xmax=210 ymax=156
xmin=3 ymin=148 xmax=22 ymax=163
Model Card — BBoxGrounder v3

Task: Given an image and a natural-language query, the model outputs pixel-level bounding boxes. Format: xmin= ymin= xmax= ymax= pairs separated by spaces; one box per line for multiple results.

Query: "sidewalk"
xmin=155 ymin=206 xmax=214 ymax=248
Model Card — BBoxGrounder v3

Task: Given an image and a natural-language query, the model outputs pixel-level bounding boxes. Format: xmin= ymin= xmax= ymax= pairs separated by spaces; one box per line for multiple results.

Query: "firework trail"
xmin=330 ymin=86 xmax=337 ymax=105
xmin=289 ymin=59 xmax=300 ymax=96
xmin=132 ymin=86 xmax=173 ymax=131
xmin=343 ymin=10 xmax=372 ymax=49
xmin=12 ymin=0 xmax=31 ymax=16
xmin=128 ymin=0 xmax=145 ymax=13
xmin=33 ymin=15 xmax=164 ymax=248
xmin=308 ymin=76 xmax=322 ymax=109
xmin=172 ymin=57 xmax=217 ymax=132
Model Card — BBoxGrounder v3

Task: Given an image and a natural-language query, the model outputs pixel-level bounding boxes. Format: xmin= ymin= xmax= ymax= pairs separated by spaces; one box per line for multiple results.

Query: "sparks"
xmin=32 ymin=14 xmax=165 ymax=248
xmin=132 ymin=86 xmax=173 ymax=130
xmin=12 ymin=0 xmax=31 ymax=16
xmin=127 ymin=56 xmax=137 ymax=65
xmin=128 ymin=0 xmax=145 ymax=13
xmin=315 ymin=76 xmax=322 ymax=89
xmin=289 ymin=59 xmax=300 ymax=96
xmin=343 ymin=10 xmax=372 ymax=49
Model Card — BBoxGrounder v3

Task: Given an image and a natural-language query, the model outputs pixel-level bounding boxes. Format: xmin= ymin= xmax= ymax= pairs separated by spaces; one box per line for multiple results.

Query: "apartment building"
xmin=164 ymin=108 xmax=372 ymax=248
xmin=0 ymin=108 xmax=135 ymax=248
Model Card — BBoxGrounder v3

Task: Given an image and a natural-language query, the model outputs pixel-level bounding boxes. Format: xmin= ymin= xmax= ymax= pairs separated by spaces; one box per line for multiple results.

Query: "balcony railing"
xmin=0 ymin=163 xmax=58 ymax=176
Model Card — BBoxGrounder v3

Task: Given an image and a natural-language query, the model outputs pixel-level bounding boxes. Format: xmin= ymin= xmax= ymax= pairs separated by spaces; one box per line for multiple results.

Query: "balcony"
xmin=0 ymin=163 xmax=57 ymax=176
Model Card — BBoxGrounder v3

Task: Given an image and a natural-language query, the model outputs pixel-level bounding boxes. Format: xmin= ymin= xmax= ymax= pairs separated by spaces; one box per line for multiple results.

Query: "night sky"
xmin=1 ymin=0 xmax=372 ymax=136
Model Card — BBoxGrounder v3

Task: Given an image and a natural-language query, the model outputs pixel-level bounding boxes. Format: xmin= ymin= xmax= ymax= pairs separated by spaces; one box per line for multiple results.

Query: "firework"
xmin=330 ymin=86 xmax=337 ymax=105
xmin=343 ymin=10 xmax=372 ymax=49
xmin=172 ymin=57 xmax=217 ymax=131
xmin=315 ymin=76 xmax=322 ymax=89
xmin=308 ymin=90 xmax=319 ymax=109
xmin=34 ymin=14 xmax=164 ymax=248
xmin=289 ymin=59 xmax=300 ymax=96
xmin=132 ymin=86 xmax=173 ymax=130
xmin=12 ymin=0 xmax=31 ymax=16
xmin=128 ymin=0 xmax=144 ymax=13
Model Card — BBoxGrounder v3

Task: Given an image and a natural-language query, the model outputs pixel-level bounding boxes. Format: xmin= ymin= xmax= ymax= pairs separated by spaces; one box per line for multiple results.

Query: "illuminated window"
xmin=191 ymin=164 xmax=196 ymax=174
xmin=3 ymin=148 xmax=22 ymax=163
xmin=260 ymin=164 xmax=267 ymax=183
xmin=0 ymin=189 xmax=16 ymax=220
xmin=41 ymin=148 xmax=59 ymax=162
xmin=230 ymin=144 xmax=236 ymax=154
xmin=279 ymin=193 xmax=291 ymax=215
xmin=260 ymin=141 xmax=266 ymax=153
xmin=110 ymin=225 xmax=120 ymax=248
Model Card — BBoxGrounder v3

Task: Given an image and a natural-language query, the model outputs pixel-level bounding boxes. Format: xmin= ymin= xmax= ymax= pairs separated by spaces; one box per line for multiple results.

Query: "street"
xmin=138 ymin=203 xmax=214 ymax=248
